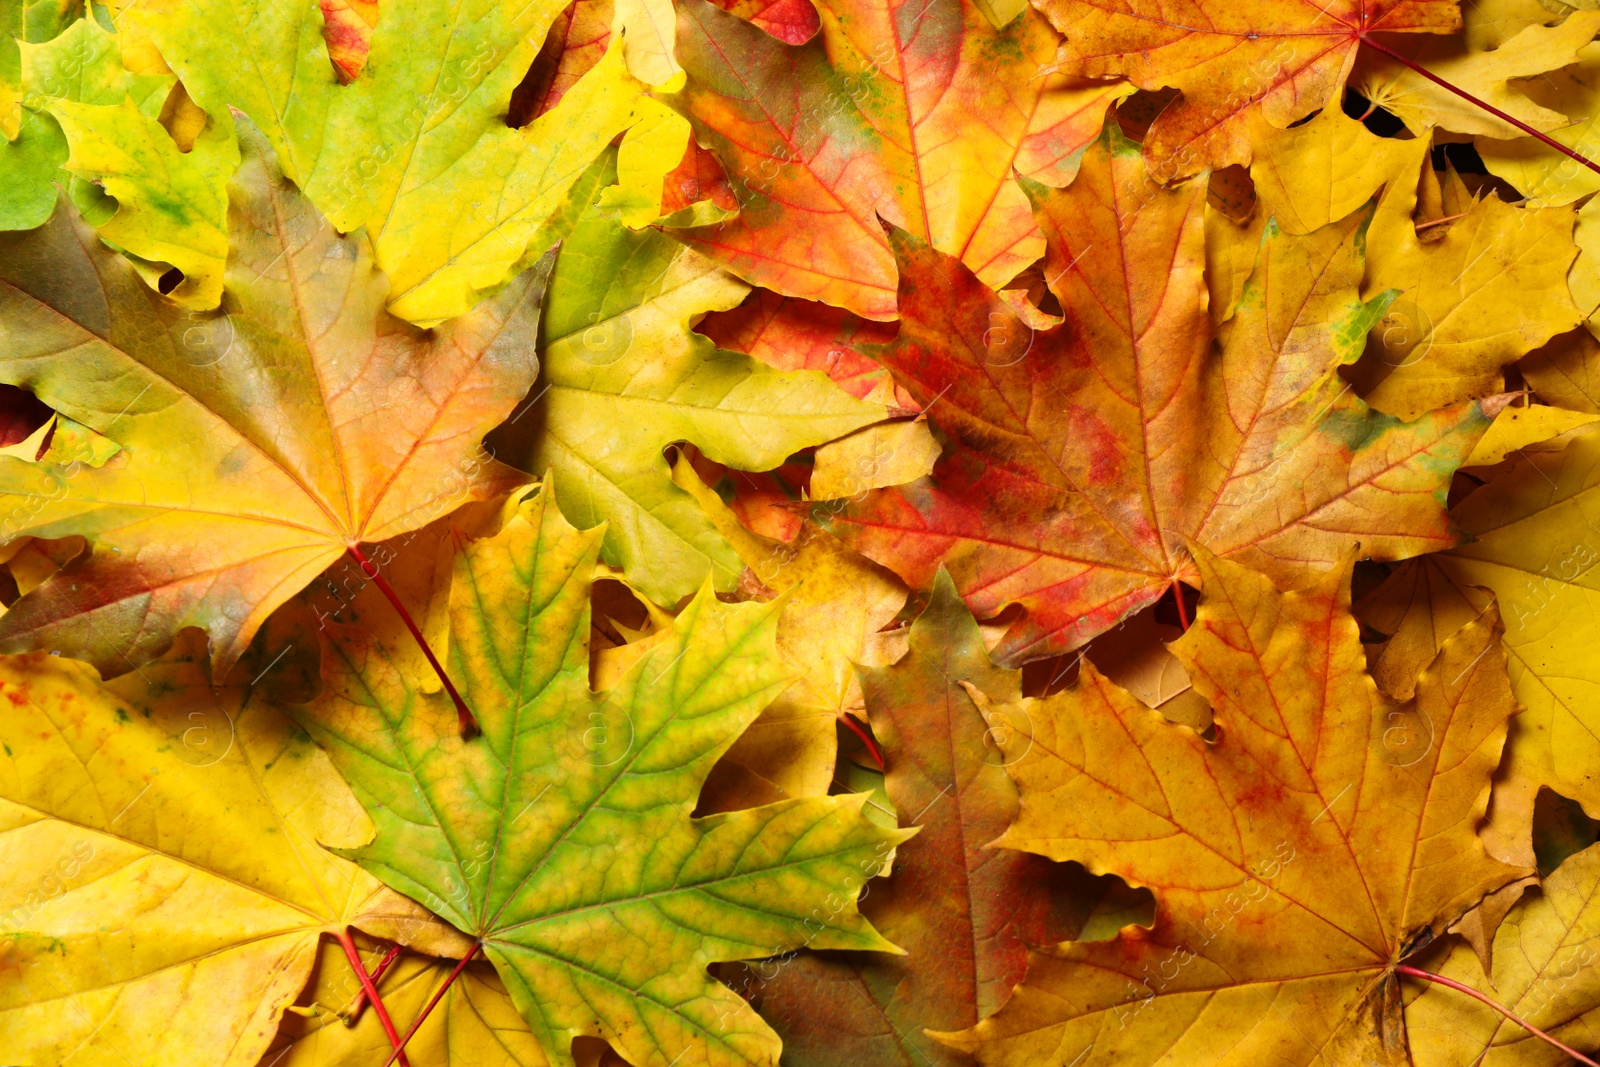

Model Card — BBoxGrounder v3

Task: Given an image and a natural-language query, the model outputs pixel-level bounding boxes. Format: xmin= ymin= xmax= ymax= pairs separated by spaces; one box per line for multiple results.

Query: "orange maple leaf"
xmin=1037 ymin=0 xmax=1461 ymax=175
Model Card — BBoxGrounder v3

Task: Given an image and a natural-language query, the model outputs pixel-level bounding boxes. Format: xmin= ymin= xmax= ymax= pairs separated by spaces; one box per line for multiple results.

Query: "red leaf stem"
xmin=348 ymin=942 xmax=403 ymax=1021
xmin=346 ymin=543 xmax=479 ymax=738
xmin=1359 ymin=35 xmax=1600 ymax=178
xmin=381 ymin=943 xmax=483 ymax=1067
xmin=840 ymin=712 xmax=886 ymax=770
xmin=335 ymin=928 xmax=412 ymax=1067
xmin=1395 ymin=963 xmax=1600 ymax=1066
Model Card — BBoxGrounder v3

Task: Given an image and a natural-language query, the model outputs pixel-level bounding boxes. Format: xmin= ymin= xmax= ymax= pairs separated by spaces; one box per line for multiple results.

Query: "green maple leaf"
xmin=299 ymin=481 xmax=910 ymax=1067
xmin=129 ymin=0 xmax=663 ymax=324
xmin=489 ymin=174 xmax=887 ymax=605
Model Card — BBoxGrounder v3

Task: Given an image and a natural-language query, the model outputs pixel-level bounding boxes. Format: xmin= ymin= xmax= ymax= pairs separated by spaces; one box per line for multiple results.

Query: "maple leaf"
xmin=1353 ymin=551 xmax=1555 ymax=970
xmin=0 ymin=0 xmax=71 ymax=136
xmin=1246 ymin=105 xmax=1416 ymax=238
xmin=0 ymin=633 xmax=467 ymax=1067
xmin=1375 ymin=422 xmax=1600 ymax=853
xmin=129 ymin=0 xmax=655 ymax=324
xmin=1405 ymin=842 xmax=1600 ymax=1066
xmin=728 ymin=571 xmax=1126 ymax=1066
xmin=943 ymin=550 xmax=1527 ymax=1066
xmin=667 ymin=0 xmax=1128 ymax=318
xmin=1356 ymin=137 xmax=1582 ymax=420
xmin=0 ymin=121 xmax=545 ymax=679
xmin=820 ymin=122 xmax=1498 ymax=667
xmin=487 ymin=188 xmax=885 ymax=607
xmin=297 ymin=480 xmax=911 ymax=1067
xmin=29 ymin=18 xmax=240 ymax=309
xmin=673 ymin=459 xmax=907 ymax=809
xmin=1031 ymin=0 xmax=1461 ymax=176
xmin=1470 ymin=35 xmax=1600 ymax=208
xmin=1 ymin=14 xmax=239 ymax=308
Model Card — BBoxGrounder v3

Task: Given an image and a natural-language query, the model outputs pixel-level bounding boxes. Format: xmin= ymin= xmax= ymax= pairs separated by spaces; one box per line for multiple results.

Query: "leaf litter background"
xmin=8 ymin=0 xmax=1600 ymax=1065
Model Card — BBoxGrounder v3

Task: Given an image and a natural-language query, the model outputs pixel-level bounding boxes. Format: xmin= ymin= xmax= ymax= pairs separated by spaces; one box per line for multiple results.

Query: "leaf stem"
xmin=381 ymin=942 xmax=482 ymax=1067
xmin=348 ymin=943 xmax=403 ymax=1021
xmin=839 ymin=713 xmax=885 ymax=770
xmin=346 ymin=544 xmax=479 ymax=739
xmin=1358 ymin=35 xmax=1600 ymax=178
xmin=1171 ymin=578 xmax=1190 ymax=631
xmin=335 ymin=929 xmax=411 ymax=1067
xmin=1413 ymin=210 xmax=1470 ymax=232
xmin=1395 ymin=964 xmax=1600 ymax=1065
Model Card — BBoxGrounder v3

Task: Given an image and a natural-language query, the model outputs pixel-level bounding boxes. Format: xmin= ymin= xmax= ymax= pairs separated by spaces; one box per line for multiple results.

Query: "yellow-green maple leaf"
xmin=0 ymin=0 xmax=82 ymax=230
xmin=27 ymin=17 xmax=238 ymax=308
xmin=130 ymin=0 xmax=660 ymax=324
xmin=299 ymin=481 xmax=911 ymax=1067
xmin=2 ymin=11 xmax=220 ymax=273
xmin=489 ymin=184 xmax=886 ymax=606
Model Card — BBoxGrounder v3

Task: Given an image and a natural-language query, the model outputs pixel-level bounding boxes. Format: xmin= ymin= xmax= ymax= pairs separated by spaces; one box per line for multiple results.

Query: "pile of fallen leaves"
xmin=11 ymin=0 xmax=1600 ymax=1064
